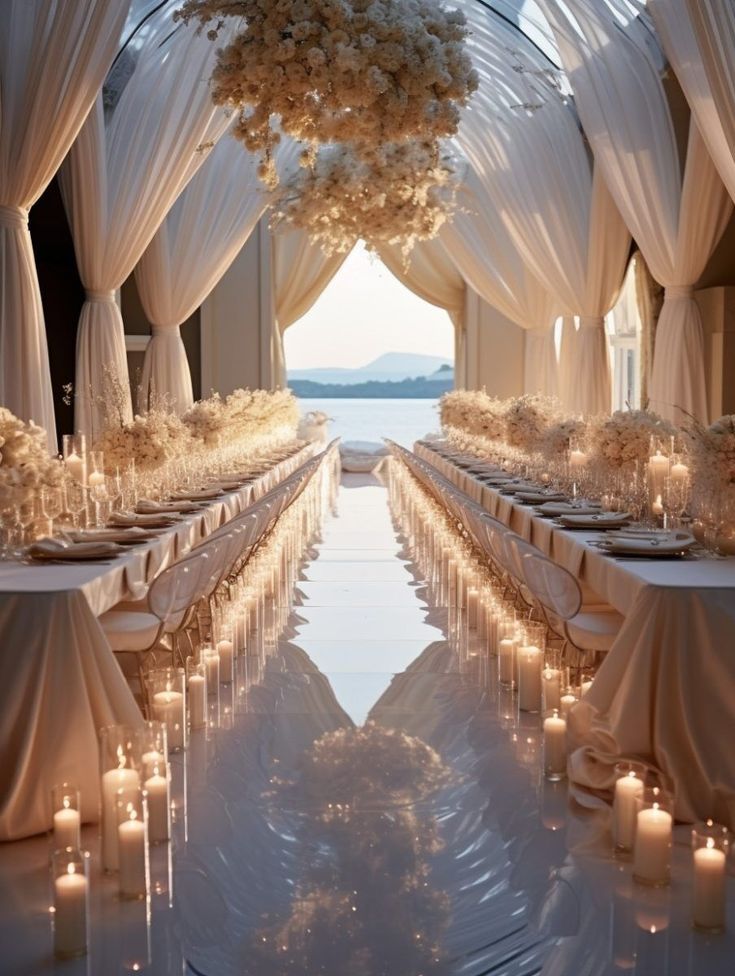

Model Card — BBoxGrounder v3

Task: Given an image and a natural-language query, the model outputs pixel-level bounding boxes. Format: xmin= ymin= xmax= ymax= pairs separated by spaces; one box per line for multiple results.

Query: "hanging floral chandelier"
xmin=271 ymin=140 xmax=461 ymax=257
xmin=175 ymin=0 xmax=478 ymax=189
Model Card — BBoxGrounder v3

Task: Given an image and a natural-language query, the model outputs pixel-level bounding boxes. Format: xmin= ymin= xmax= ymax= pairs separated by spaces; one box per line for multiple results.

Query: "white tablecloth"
xmin=0 ymin=445 xmax=313 ymax=840
xmin=415 ymin=441 xmax=735 ymax=827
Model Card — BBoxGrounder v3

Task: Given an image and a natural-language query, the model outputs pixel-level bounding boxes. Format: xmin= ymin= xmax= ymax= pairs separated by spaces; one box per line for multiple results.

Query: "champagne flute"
xmin=41 ymin=485 xmax=63 ymax=537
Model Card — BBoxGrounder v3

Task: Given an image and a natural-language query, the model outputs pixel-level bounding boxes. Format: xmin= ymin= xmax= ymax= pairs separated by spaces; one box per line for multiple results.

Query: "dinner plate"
xmin=536 ymin=502 xmax=602 ymax=517
xmin=27 ymin=539 xmax=124 ymax=561
xmin=516 ymin=491 xmax=568 ymax=504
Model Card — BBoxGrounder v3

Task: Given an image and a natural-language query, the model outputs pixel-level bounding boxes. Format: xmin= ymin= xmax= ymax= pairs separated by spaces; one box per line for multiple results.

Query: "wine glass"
xmin=66 ymin=480 xmax=88 ymax=530
xmin=14 ymin=497 xmax=38 ymax=546
xmin=41 ymin=486 xmax=63 ymax=537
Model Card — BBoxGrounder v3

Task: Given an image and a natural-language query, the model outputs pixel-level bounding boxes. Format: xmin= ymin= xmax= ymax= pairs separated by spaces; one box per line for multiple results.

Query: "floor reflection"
xmin=2 ymin=474 xmax=735 ymax=975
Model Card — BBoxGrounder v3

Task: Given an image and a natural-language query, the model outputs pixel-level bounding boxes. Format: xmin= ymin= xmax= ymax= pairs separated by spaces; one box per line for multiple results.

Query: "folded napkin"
xmin=27 ymin=538 xmax=123 ymax=561
xmin=559 ymin=512 xmax=632 ymax=529
xmin=109 ymin=511 xmax=180 ymax=528
xmin=68 ymin=527 xmax=157 ymax=545
xmin=536 ymin=502 xmax=602 ymax=517
xmin=602 ymin=531 xmax=696 ymax=555
xmin=516 ymin=491 xmax=568 ymax=504
xmin=137 ymin=499 xmax=200 ymax=514
xmin=171 ymin=487 xmax=224 ymax=501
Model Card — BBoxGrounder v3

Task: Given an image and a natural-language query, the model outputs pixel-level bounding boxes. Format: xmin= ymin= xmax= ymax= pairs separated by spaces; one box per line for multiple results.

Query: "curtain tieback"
xmin=85 ymin=289 xmax=116 ymax=303
xmin=151 ymin=325 xmax=182 ymax=338
xmin=664 ymin=285 xmax=694 ymax=300
xmin=578 ymin=315 xmax=605 ymax=330
xmin=0 ymin=204 xmax=29 ymax=228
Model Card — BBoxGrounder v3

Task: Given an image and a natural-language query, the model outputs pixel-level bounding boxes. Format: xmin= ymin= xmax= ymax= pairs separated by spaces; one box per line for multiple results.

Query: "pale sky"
xmin=284 ymin=242 xmax=455 ymax=370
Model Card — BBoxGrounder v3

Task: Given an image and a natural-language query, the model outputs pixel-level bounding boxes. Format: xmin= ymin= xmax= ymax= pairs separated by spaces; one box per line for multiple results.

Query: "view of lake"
xmin=298 ymin=397 xmax=441 ymax=446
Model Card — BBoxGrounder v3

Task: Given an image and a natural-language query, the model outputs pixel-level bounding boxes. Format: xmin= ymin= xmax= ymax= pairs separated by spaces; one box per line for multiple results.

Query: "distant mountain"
xmin=289 ymin=374 xmax=454 ymax=399
xmin=288 ymin=352 xmax=453 ymax=386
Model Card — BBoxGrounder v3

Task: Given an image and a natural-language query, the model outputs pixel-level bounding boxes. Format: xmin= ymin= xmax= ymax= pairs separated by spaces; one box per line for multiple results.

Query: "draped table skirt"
xmin=415 ymin=441 xmax=735 ymax=827
xmin=0 ymin=445 xmax=314 ymax=841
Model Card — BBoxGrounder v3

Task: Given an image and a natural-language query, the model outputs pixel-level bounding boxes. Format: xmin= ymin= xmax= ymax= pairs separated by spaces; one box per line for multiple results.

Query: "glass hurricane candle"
xmin=51 ymin=783 xmax=81 ymax=851
xmin=116 ymin=789 xmax=149 ymax=900
xmin=613 ymin=761 xmax=647 ymax=856
xmin=99 ymin=725 xmax=141 ymax=872
xmin=51 ymin=848 xmax=89 ymax=959
xmin=691 ymin=821 xmax=731 ymax=932
xmin=633 ymin=787 xmax=674 ymax=886
xmin=187 ymin=659 xmax=207 ymax=731
xmin=147 ymin=667 xmax=187 ymax=752
xmin=543 ymin=710 xmax=567 ymax=781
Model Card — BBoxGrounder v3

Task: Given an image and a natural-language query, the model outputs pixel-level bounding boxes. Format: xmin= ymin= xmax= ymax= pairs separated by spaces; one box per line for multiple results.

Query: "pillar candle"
xmin=560 ymin=692 xmax=576 ymax=719
xmin=54 ymin=865 xmax=88 ymax=958
xmin=518 ymin=645 xmax=542 ymax=712
xmin=693 ymin=841 xmax=726 ymax=931
xmin=101 ymin=768 xmax=139 ymax=871
xmin=216 ymin=639 xmax=234 ymax=684
xmin=569 ymin=450 xmax=587 ymax=469
xmin=671 ymin=462 xmax=689 ymax=483
xmin=152 ymin=691 xmax=185 ymax=751
xmin=498 ymin=638 xmax=514 ymax=685
xmin=467 ymin=588 xmax=479 ymax=630
xmin=542 ymin=668 xmax=561 ymax=712
xmin=88 ymin=471 xmax=105 ymax=488
xmin=543 ymin=711 xmax=567 ymax=780
xmin=64 ymin=453 xmax=86 ymax=485
xmin=118 ymin=812 xmax=147 ymax=898
xmin=53 ymin=803 xmax=81 ymax=851
xmin=614 ymin=772 xmax=645 ymax=852
xmin=202 ymin=652 xmax=220 ymax=694
xmin=188 ymin=674 xmax=206 ymax=730
xmin=633 ymin=804 xmax=672 ymax=885
xmin=144 ymin=770 xmax=169 ymax=844
xmin=652 ymin=495 xmax=664 ymax=517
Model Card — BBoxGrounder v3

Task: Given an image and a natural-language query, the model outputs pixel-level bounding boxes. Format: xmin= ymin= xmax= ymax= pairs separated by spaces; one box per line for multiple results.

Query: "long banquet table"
xmin=415 ymin=440 xmax=735 ymax=828
xmin=0 ymin=444 xmax=314 ymax=841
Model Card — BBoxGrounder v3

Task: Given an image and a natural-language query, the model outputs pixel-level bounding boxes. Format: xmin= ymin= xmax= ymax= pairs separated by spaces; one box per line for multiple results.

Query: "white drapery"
xmin=60 ymin=10 xmax=230 ymax=440
xmin=544 ymin=0 xmax=733 ymax=423
xmin=0 ymin=0 xmax=128 ymax=451
xmin=457 ymin=8 xmax=629 ymax=416
xmin=377 ymin=237 xmax=466 ymax=386
xmin=272 ymin=230 xmax=350 ymax=387
xmin=135 ymin=135 xmax=278 ymax=414
xmin=650 ymin=0 xmax=735 ymax=204
xmin=439 ymin=172 xmax=559 ymax=399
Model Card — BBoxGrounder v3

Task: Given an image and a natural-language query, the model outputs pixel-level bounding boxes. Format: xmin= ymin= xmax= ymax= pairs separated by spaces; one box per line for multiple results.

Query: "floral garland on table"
xmin=93 ymin=389 xmax=300 ymax=472
xmin=271 ymin=140 xmax=460 ymax=256
xmin=183 ymin=388 xmax=300 ymax=449
xmin=0 ymin=408 xmax=64 ymax=500
xmin=587 ymin=409 xmax=676 ymax=471
xmin=174 ymin=0 xmax=478 ymax=188
xmin=440 ymin=390 xmax=507 ymax=442
xmin=539 ymin=417 xmax=587 ymax=457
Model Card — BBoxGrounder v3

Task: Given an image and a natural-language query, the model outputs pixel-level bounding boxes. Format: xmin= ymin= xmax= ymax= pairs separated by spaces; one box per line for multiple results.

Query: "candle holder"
xmin=497 ymin=614 xmax=516 ymax=688
xmin=116 ymin=788 xmax=150 ymax=900
xmin=633 ymin=787 xmax=674 ymax=887
xmin=51 ymin=847 xmax=89 ymax=959
xmin=51 ymin=783 xmax=81 ymax=851
xmin=138 ymin=720 xmax=168 ymax=775
xmin=518 ymin=622 xmax=545 ymax=713
xmin=187 ymin=659 xmax=207 ymax=731
xmin=146 ymin=667 xmax=187 ymax=753
xmin=99 ymin=725 xmax=141 ymax=872
xmin=691 ymin=820 xmax=731 ymax=932
xmin=216 ymin=632 xmax=235 ymax=685
xmin=201 ymin=646 xmax=220 ymax=697
xmin=137 ymin=720 xmax=170 ymax=846
xmin=613 ymin=761 xmax=648 ymax=856
xmin=62 ymin=434 xmax=87 ymax=485
xmin=542 ymin=659 xmax=562 ymax=714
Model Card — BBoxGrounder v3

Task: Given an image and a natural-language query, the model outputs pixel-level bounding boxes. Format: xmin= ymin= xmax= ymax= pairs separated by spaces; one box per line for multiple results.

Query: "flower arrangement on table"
xmin=682 ymin=414 xmax=735 ymax=504
xmin=93 ymin=410 xmax=194 ymax=473
xmin=503 ymin=394 xmax=557 ymax=453
xmin=587 ymin=409 xmax=676 ymax=472
xmin=0 ymin=408 xmax=64 ymax=501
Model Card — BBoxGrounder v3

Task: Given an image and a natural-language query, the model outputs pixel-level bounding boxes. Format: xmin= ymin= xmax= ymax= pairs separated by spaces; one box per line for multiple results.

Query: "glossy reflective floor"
xmin=2 ymin=473 xmax=735 ymax=975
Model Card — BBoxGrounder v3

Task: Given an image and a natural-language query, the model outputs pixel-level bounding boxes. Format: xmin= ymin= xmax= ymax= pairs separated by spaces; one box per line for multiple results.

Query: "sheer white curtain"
xmin=60 ymin=10 xmax=230 ymax=439
xmin=439 ymin=171 xmax=560 ymax=398
xmin=272 ymin=230 xmax=350 ymax=387
xmin=543 ymin=0 xmax=733 ymax=423
xmin=650 ymin=0 xmax=735 ymax=204
xmin=377 ymin=237 xmax=466 ymax=385
xmin=135 ymin=135 xmax=290 ymax=414
xmin=457 ymin=8 xmax=629 ymax=416
xmin=0 ymin=0 xmax=128 ymax=451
